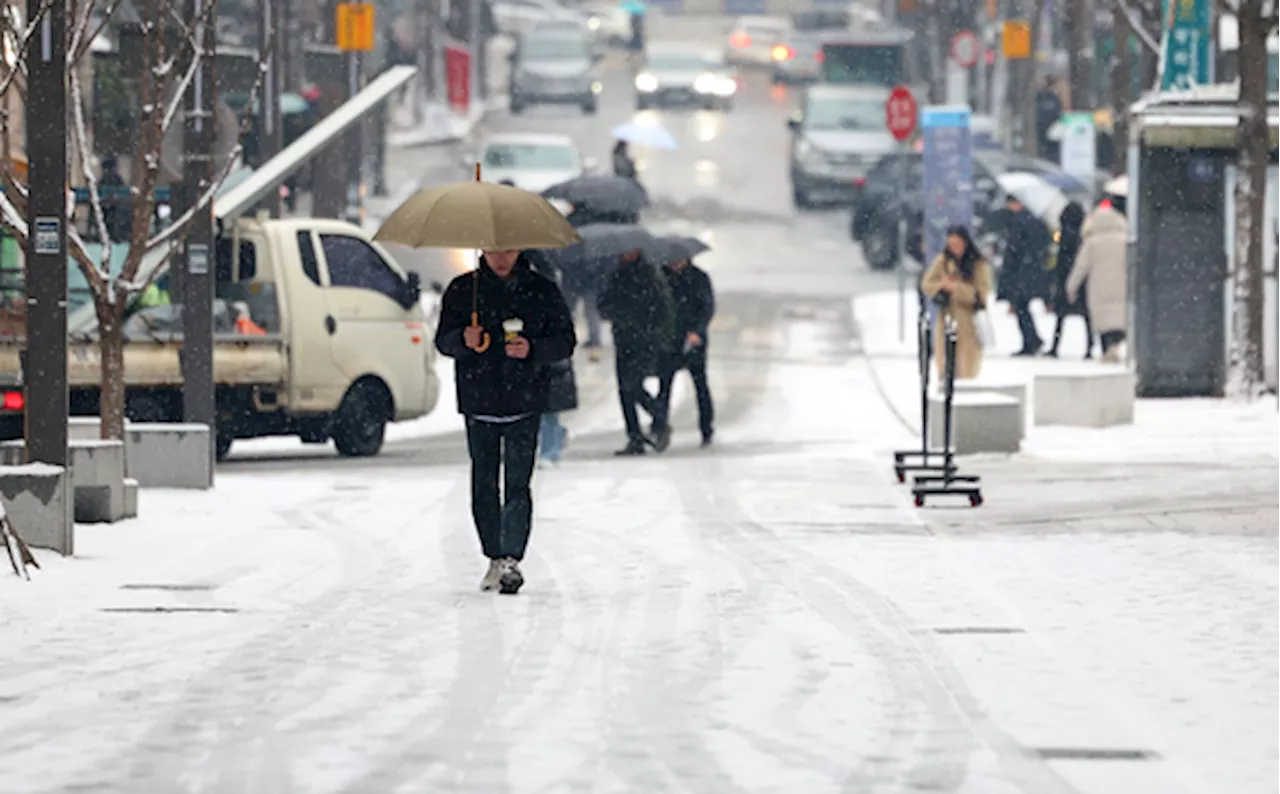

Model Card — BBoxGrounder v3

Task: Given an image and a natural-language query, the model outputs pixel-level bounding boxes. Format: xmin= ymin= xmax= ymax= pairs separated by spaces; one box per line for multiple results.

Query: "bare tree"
xmin=0 ymin=0 xmax=269 ymax=440
xmin=1219 ymin=0 xmax=1277 ymax=398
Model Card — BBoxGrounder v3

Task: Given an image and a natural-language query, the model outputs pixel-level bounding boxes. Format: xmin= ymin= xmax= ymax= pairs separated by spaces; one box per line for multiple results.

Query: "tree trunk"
xmin=96 ymin=302 xmax=127 ymax=440
xmin=1065 ymin=0 xmax=1093 ymax=109
xmin=1110 ymin=1 xmax=1131 ymax=175
xmin=1226 ymin=0 xmax=1272 ymax=400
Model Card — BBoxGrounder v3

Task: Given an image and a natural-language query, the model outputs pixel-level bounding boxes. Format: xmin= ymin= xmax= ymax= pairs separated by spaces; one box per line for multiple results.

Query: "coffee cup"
xmin=503 ymin=318 xmax=524 ymax=342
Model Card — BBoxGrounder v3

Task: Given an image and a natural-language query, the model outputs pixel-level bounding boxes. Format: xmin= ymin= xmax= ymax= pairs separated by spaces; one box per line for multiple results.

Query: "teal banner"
xmin=1159 ymin=0 xmax=1212 ymax=90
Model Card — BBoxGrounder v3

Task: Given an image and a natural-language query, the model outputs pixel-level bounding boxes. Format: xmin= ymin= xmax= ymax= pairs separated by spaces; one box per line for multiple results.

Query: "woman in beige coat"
xmin=920 ymin=225 xmax=994 ymax=380
xmin=1066 ymin=204 xmax=1128 ymax=362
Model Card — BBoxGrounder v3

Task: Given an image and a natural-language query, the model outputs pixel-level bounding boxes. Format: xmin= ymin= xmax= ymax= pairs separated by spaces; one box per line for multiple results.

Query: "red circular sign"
xmin=885 ymin=86 xmax=918 ymax=142
xmin=950 ymin=30 xmax=980 ymax=68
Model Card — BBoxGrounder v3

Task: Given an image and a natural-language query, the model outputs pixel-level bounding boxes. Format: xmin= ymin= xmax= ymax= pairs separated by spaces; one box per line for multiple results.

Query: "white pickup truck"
xmin=0 ymin=214 xmax=441 ymax=460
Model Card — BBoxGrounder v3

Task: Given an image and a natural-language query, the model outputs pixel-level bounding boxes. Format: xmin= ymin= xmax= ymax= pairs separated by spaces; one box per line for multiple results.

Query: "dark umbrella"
xmin=657 ymin=235 xmax=710 ymax=265
xmin=547 ymin=223 xmax=660 ymax=285
xmin=542 ymin=175 xmax=649 ymax=217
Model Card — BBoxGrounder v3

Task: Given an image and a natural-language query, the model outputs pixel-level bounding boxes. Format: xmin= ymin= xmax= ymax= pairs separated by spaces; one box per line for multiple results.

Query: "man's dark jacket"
xmin=434 ymin=255 xmax=576 ymax=416
xmin=598 ymin=257 xmax=675 ymax=372
xmin=664 ymin=263 xmax=715 ymax=341
xmin=999 ymin=208 xmax=1050 ymax=305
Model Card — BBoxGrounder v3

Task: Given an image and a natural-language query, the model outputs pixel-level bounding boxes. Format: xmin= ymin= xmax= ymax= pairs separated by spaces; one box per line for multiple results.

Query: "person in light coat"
xmin=1066 ymin=203 xmax=1129 ymax=363
xmin=920 ymin=225 xmax=994 ymax=381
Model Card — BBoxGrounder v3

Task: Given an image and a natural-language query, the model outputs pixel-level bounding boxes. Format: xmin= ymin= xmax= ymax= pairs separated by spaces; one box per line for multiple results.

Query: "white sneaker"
xmin=480 ymin=559 xmax=503 ymax=592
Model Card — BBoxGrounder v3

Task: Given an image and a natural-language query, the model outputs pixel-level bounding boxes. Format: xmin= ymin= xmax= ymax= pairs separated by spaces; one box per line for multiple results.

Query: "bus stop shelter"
xmin=1127 ymin=86 xmax=1279 ymax=396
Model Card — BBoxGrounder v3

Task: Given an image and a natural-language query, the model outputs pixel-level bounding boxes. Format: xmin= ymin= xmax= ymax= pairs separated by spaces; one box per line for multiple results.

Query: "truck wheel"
xmin=215 ymin=430 xmax=234 ymax=462
xmin=332 ymin=382 xmax=388 ymax=458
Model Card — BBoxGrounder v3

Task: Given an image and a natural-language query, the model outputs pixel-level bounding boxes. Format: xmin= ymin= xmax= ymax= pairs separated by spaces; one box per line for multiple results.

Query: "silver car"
xmin=634 ymin=44 xmax=739 ymax=111
xmin=509 ymin=30 xmax=603 ymax=115
xmin=770 ymin=32 xmax=823 ymax=84
xmin=787 ymin=84 xmax=897 ymax=208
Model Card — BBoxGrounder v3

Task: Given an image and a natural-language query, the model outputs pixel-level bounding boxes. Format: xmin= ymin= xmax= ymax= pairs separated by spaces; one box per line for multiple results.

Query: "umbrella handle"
xmin=470 ymin=311 xmax=491 ymax=352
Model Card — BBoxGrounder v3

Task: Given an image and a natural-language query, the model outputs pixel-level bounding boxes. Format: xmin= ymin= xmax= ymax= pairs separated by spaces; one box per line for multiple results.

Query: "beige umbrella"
xmin=374 ymin=165 xmax=581 ymax=352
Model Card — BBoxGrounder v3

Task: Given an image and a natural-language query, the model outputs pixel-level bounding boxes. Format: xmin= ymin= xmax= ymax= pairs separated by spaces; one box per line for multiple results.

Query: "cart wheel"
xmin=914 ymin=493 xmax=925 ymax=508
xmin=895 ymin=468 xmax=905 ymax=483
xmin=969 ymin=493 xmax=983 ymax=507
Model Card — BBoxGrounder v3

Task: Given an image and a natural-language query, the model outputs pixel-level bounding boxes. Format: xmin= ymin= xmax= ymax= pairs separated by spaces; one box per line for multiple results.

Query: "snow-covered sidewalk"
xmin=852 ymin=290 xmax=1280 ymax=465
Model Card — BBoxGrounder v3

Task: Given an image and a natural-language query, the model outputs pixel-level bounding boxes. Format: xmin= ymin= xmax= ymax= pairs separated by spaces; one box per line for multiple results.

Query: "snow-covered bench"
xmin=0 ymin=438 xmax=134 ymax=523
xmin=125 ymin=423 xmax=213 ymax=489
xmin=1034 ymin=369 xmax=1136 ymax=428
xmin=928 ymin=391 xmax=1023 ymax=455
xmin=950 ymin=379 xmax=1028 ymax=431
xmin=0 ymin=463 xmax=73 ymax=554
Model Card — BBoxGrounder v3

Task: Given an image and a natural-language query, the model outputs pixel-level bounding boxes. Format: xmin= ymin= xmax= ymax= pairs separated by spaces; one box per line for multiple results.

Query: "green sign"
xmin=1159 ymin=0 xmax=1211 ymax=90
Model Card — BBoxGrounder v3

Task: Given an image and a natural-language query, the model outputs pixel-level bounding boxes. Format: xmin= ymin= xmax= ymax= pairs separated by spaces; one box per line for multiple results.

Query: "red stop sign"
xmin=886 ymin=86 xmax=918 ymax=142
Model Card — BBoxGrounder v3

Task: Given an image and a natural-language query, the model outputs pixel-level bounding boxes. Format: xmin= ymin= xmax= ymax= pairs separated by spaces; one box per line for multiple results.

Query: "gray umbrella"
xmin=657 ymin=235 xmax=710 ymax=265
xmin=547 ymin=223 xmax=660 ymax=287
xmin=542 ymin=175 xmax=650 ymax=216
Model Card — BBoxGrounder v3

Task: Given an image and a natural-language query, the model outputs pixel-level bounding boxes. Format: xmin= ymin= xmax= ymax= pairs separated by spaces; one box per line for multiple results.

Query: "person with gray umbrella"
xmin=650 ymin=237 xmax=716 ymax=451
xmin=597 ymin=242 xmax=675 ymax=456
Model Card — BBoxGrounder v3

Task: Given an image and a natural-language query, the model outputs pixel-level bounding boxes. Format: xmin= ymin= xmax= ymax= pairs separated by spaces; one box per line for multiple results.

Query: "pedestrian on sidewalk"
xmin=598 ymin=248 xmax=675 ymax=456
xmin=651 ymin=254 xmax=716 ymax=451
xmin=613 ymin=140 xmax=638 ymax=182
xmin=434 ymin=250 xmax=576 ymax=594
xmin=1067 ymin=202 xmax=1129 ymax=363
xmin=1046 ymin=201 xmax=1093 ymax=359
xmin=998 ymin=195 xmax=1051 ymax=356
xmin=921 ymin=225 xmax=993 ymax=380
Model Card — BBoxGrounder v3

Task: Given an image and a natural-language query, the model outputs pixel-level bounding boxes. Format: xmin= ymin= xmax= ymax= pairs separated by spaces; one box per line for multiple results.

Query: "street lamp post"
xmin=24 ymin=0 xmax=68 ymax=464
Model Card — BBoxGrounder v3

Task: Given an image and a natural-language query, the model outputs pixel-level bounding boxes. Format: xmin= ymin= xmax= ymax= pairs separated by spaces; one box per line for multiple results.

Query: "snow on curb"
xmin=851 ymin=290 xmax=1280 ymax=465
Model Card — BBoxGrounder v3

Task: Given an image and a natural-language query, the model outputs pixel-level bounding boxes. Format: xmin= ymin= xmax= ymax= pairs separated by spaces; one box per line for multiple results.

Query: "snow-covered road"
xmin=2 ymin=287 xmax=1275 ymax=794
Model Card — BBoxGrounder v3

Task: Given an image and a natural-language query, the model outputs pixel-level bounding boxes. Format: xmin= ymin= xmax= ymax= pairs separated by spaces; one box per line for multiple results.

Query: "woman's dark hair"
xmin=943 ymin=224 xmax=981 ymax=281
xmin=1059 ymin=201 xmax=1085 ymax=235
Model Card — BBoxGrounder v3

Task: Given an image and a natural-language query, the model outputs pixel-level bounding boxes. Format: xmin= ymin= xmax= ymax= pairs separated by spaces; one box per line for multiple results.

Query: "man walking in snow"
xmin=435 ymin=249 xmax=576 ymax=594
xmin=650 ymin=254 xmax=716 ymax=450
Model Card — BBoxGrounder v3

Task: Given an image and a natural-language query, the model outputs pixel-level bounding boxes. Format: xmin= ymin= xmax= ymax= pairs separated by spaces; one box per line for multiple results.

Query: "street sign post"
xmin=950 ymin=30 xmax=979 ymax=68
xmin=1059 ymin=111 xmax=1097 ymax=198
xmin=921 ymin=106 xmax=974 ymax=271
xmin=336 ymin=3 xmax=373 ymax=222
xmin=886 ymin=85 xmax=917 ymax=340
xmin=1002 ymin=20 xmax=1032 ymax=60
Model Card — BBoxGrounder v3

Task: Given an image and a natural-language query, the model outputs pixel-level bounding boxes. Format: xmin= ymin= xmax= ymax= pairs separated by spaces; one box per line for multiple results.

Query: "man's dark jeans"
xmin=465 ymin=415 xmax=539 ymax=561
xmin=654 ymin=345 xmax=714 ymax=439
xmin=1012 ymin=300 xmax=1043 ymax=352
xmin=616 ymin=356 xmax=658 ymax=443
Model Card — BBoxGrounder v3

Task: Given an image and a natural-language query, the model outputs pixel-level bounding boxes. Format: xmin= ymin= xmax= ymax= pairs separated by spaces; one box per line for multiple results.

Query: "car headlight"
xmin=591 ymin=81 xmax=603 ymax=94
xmin=635 ymin=73 xmax=658 ymax=92
xmin=712 ymin=76 xmax=737 ymax=97
xmin=693 ymin=73 xmax=719 ymax=94
xmin=587 ymin=16 xmax=600 ymax=29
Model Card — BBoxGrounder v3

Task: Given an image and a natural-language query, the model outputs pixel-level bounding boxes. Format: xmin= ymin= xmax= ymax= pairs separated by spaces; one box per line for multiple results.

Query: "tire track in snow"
xmin=695 ymin=457 xmax=1083 ymax=794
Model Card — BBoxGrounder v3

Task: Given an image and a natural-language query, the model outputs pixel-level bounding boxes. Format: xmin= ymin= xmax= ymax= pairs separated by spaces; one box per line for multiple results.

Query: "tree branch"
xmin=69 ymin=0 xmax=126 ymax=65
xmin=0 ymin=0 xmax=54 ymax=101
xmin=69 ymin=60 xmax=112 ymax=287
xmin=1116 ymin=0 xmax=1162 ymax=54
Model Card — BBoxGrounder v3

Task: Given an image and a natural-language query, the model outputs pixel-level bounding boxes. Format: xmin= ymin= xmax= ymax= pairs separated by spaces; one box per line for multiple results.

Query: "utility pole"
xmin=345 ymin=48 xmax=363 ymax=221
xmin=24 ymin=0 xmax=67 ymax=466
xmin=179 ymin=0 xmax=217 ymax=477
xmin=260 ymin=0 xmax=284 ymax=215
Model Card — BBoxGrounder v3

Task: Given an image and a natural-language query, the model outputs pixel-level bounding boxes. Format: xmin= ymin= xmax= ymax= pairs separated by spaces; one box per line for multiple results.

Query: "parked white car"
xmin=725 ymin=16 xmax=790 ymax=67
xmin=491 ymin=0 xmax=585 ymax=38
xmin=469 ymin=132 xmax=596 ymax=193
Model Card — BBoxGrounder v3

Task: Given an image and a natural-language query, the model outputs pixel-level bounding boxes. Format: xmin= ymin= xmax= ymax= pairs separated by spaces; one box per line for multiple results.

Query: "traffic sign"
xmin=885 ymin=86 xmax=918 ymax=143
xmin=1002 ymin=20 xmax=1032 ymax=60
xmin=336 ymin=3 xmax=375 ymax=51
xmin=950 ymin=30 xmax=980 ymax=68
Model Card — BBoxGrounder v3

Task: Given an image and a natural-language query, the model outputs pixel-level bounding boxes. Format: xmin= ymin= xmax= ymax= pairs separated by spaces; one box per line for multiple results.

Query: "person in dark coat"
xmin=1046 ymin=201 xmax=1092 ymax=359
xmin=597 ymin=249 xmax=675 ymax=455
xmin=650 ymin=254 xmax=716 ymax=451
xmin=612 ymin=140 xmax=637 ymax=181
xmin=1034 ymin=77 xmax=1063 ymax=161
xmin=434 ymin=250 xmax=576 ymax=594
xmin=523 ymin=248 xmax=579 ymax=466
xmin=998 ymin=195 xmax=1050 ymax=356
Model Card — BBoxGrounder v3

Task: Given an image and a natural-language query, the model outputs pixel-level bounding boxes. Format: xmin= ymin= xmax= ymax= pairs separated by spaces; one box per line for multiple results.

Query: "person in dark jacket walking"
xmin=650 ymin=255 xmax=715 ymax=450
xmin=435 ymin=250 xmax=576 ymax=594
xmin=612 ymin=140 xmax=638 ymax=181
xmin=598 ymin=249 xmax=675 ymax=455
xmin=998 ymin=195 xmax=1050 ymax=356
xmin=1046 ymin=201 xmax=1092 ymax=359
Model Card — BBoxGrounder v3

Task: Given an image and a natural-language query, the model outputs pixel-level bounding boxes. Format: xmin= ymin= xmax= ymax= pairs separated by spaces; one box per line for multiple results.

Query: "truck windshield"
xmin=821 ymin=43 xmax=905 ymax=87
xmin=804 ymin=97 xmax=886 ymax=131
xmin=521 ymin=36 xmax=590 ymax=61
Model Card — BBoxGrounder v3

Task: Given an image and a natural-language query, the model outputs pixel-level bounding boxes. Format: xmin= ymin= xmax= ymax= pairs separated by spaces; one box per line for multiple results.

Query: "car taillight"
xmin=853 ymin=176 xmax=866 ymax=189
xmin=730 ymin=31 xmax=751 ymax=47
xmin=815 ymin=49 xmax=825 ymax=62
xmin=3 ymin=391 xmax=23 ymax=411
xmin=771 ymin=44 xmax=794 ymax=61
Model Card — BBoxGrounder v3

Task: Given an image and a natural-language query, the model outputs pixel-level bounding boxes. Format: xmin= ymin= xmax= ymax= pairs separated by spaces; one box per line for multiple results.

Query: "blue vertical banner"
xmin=921 ymin=106 xmax=973 ymax=270
xmin=1159 ymin=0 xmax=1211 ymax=90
